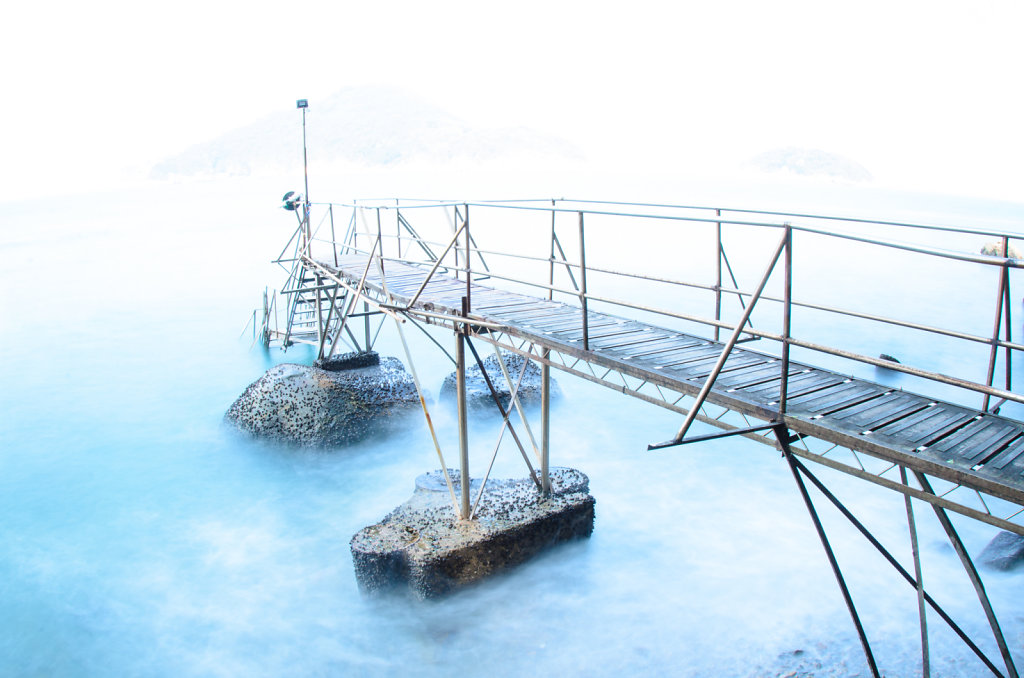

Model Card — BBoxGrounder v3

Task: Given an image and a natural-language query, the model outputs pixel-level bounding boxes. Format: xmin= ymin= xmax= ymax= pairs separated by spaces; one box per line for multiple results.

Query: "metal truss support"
xmin=775 ymin=426 xmax=882 ymax=678
xmin=460 ymin=327 xmax=1024 ymax=536
xmin=456 ymin=297 xmax=471 ymax=520
xmin=541 ymin=347 xmax=552 ymax=494
xmin=781 ymin=427 xmax=1013 ymax=678
xmin=643 ymin=416 xmax=1017 ymax=676
xmin=464 ymin=337 xmax=541 ymax=490
xmin=901 ymin=466 xmax=930 ymax=678
xmin=914 ymin=471 xmax=1019 ymax=678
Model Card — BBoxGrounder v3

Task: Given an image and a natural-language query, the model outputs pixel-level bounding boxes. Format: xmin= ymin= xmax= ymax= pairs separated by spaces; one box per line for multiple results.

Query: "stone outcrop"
xmin=439 ymin=352 xmax=560 ymax=410
xmin=351 ymin=468 xmax=595 ymax=598
xmin=225 ymin=351 xmax=421 ymax=446
xmin=978 ymin=530 xmax=1024 ymax=571
xmin=980 ymin=241 xmax=1023 ymax=259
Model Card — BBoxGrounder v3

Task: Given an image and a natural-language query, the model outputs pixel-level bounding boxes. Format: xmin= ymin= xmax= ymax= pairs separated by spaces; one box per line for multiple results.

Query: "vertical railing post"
xmin=315 ymin=272 xmax=324 ymax=358
xmin=465 ymin=204 xmax=471 ymax=313
xmin=456 ymin=296 xmax=471 ymax=520
xmin=780 ymin=222 xmax=793 ymax=414
xmin=578 ymin=211 xmax=589 ymax=351
xmin=395 ymin=200 xmax=402 ymax=261
xmin=715 ymin=209 xmax=723 ymax=342
xmin=329 ymin=204 xmax=338 ymax=266
xmin=984 ymin=236 xmax=1010 ymax=412
xmin=352 ymin=202 xmax=358 ymax=254
xmin=549 ymin=199 xmax=557 ymax=301
xmin=1002 ymin=238 xmax=1013 ymax=394
xmin=453 ymin=206 xmax=461 ymax=281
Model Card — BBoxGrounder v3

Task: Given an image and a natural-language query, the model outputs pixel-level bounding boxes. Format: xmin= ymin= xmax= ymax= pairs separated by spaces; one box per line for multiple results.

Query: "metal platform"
xmin=256 ymin=194 xmax=1024 ymax=678
xmin=317 ymin=251 xmax=1024 ymax=531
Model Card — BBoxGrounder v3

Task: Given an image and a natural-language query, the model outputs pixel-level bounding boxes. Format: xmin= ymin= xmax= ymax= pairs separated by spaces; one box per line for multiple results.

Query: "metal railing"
xmin=290 ymin=197 xmax=1021 ymax=427
xmin=263 ymin=195 xmax=1024 ymax=678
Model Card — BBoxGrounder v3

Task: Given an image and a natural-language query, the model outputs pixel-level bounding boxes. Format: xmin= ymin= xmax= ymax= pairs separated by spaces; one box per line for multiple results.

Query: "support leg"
xmin=541 ymin=348 xmax=551 ymax=495
xmin=456 ymin=298 xmax=471 ymax=520
xmin=915 ymin=472 xmax=1019 ymax=678
xmin=901 ymin=466 xmax=930 ymax=678
xmin=776 ymin=426 xmax=881 ymax=678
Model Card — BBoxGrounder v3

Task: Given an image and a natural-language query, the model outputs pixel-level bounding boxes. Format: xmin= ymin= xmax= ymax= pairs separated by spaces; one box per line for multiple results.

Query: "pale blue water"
xmin=2 ymin=178 xmax=1023 ymax=677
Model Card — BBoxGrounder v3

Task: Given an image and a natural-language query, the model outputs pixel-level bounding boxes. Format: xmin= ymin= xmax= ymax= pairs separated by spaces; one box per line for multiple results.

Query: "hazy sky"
xmin=3 ymin=0 xmax=1022 ymax=201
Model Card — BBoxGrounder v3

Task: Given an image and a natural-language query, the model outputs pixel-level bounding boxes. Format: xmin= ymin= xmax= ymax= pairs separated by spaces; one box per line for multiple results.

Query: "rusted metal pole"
xmin=549 ymin=200 xmax=557 ymax=301
xmin=579 ymin=211 xmax=589 ymax=351
xmin=984 ymin=237 xmax=1010 ymax=412
xmin=791 ymin=454 xmax=1004 ymax=676
xmin=780 ymin=223 xmax=793 ymax=413
xmin=465 ymin=204 xmax=471 ymax=313
xmin=665 ymin=231 xmax=788 ymax=445
xmin=314 ymin=273 xmax=324 ymax=358
xmin=541 ymin=348 xmax=551 ymax=494
xmin=901 ymin=466 xmax=930 ymax=678
xmin=329 ymin=204 xmax=338 ymax=266
xmin=394 ymin=312 xmax=460 ymax=516
xmin=405 ymin=220 xmax=469 ymax=310
xmin=715 ymin=209 xmax=722 ymax=342
xmin=1003 ymin=247 xmax=1013 ymax=394
xmin=779 ymin=430 xmax=881 ymax=678
xmin=453 ymin=206 xmax=461 ymax=280
xmin=457 ymin=296 xmax=471 ymax=520
xmin=915 ymin=472 xmax=1019 ymax=678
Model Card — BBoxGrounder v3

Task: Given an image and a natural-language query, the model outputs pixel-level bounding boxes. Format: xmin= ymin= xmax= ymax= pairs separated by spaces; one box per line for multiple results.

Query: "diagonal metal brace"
xmin=647 ymin=423 xmax=777 ymax=450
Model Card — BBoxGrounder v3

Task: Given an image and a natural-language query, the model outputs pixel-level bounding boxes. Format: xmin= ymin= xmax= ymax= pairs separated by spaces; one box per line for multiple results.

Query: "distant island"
xmin=746 ymin=147 xmax=873 ymax=183
xmin=150 ymin=85 xmax=582 ymax=180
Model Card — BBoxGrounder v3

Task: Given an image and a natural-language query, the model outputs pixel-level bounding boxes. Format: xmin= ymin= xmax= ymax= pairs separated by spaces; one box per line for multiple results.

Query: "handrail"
xmin=289 ymin=197 xmax=1022 ymax=416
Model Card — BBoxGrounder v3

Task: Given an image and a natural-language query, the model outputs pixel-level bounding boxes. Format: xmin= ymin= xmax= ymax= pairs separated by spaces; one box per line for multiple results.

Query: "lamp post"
xmin=297 ymin=98 xmax=310 ymax=247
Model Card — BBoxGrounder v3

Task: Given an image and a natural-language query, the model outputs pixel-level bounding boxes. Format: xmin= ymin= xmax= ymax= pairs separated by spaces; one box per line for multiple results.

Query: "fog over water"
xmin=2 ymin=168 xmax=1023 ymax=676
xmin=4 ymin=5 xmax=1024 ymax=674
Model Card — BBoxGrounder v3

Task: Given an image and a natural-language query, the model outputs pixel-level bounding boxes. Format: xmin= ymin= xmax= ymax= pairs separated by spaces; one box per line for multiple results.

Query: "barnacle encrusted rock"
xmin=350 ymin=467 xmax=595 ymax=598
xmin=439 ymin=352 xmax=561 ymax=410
xmin=225 ymin=352 xmax=420 ymax=446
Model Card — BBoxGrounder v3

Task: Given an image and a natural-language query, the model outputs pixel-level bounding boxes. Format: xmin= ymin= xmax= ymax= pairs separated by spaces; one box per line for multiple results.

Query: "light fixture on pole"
xmin=296 ymin=98 xmax=310 ymax=246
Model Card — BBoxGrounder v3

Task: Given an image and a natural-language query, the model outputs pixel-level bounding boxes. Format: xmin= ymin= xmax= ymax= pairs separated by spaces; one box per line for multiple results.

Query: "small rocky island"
xmin=439 ymin=352 xmax=560 ymax=410
xmin=351 ymin=468 xmax=595 ymax=598
xmin=225 ymin=351 xmax=421 ymax=446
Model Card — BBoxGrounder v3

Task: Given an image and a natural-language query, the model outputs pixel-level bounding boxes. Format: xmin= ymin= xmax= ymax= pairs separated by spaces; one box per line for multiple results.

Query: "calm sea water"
xmin=2 ymin=175 xmax=1023 ymax=677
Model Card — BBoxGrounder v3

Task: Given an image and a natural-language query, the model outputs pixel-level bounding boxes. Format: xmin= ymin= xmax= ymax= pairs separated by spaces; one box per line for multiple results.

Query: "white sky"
xmin=2 ymin=0 xmax=1023 ymax=201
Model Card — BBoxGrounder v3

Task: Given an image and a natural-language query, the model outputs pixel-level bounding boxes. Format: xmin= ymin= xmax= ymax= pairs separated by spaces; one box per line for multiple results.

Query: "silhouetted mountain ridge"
xmin=151 ymin=85 xmax=582 ymax=179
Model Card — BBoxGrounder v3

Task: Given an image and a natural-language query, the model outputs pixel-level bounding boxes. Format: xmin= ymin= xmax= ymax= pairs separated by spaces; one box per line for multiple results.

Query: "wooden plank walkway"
xmin=324 ymin=254 xmax=1024 ymax=507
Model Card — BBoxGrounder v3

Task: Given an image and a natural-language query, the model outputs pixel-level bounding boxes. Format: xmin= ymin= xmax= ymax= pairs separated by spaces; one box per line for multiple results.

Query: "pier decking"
xmin=259 ymin=194 xmax=1024 ymax=678
xmin=320 ymin=252 xmax=1024 ymax=514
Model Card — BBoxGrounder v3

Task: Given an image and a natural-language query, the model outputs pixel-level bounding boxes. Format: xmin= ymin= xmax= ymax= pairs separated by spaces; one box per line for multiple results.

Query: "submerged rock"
xmin=981 ymin=241 xmax=1022 ymax=259
xmin=978 ymin=530 xmax=1024 ymax=571
xmin=439 ymin=352 xmax=560 ymax=410
xmin=351 ymin=467 xmax=595 ymax=598
xmin=225 ymin=352 xmax=420 ymax=447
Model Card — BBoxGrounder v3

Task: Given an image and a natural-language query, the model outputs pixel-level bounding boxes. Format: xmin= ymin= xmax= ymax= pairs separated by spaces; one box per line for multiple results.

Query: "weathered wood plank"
xmin=592 ymin=331 xmax=678 ymax=351
xmin=621 ymin=339 xmax=708 ymax=360
xmin=321 ymin=254 xmax=1024 ymax=506
xmin=796 ymin=384 xmax=890 ymax=416
xmin=880 ymin=407 xmax=978 ymax=447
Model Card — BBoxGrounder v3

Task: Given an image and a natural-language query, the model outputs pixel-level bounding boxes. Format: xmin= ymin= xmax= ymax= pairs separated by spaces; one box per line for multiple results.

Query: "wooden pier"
xmin=318 ymin=252 xmax=1024 ymax=515
xmin=261 ymin=197 xmax=1024 ymax=678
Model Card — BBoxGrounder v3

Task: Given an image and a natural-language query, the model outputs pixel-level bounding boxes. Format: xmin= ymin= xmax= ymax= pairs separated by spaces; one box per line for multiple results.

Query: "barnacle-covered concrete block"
xmin=225 ymin=351 xmax=421 ymax=446
xmin=350 ymin=468 xmax=595 ymax=598
xmin=439 ymin=352 xmax=561 ymax=410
